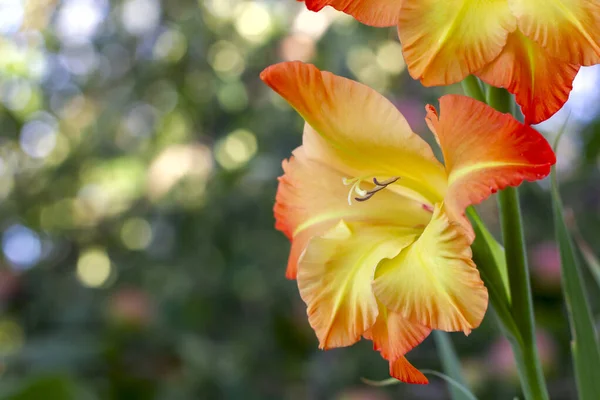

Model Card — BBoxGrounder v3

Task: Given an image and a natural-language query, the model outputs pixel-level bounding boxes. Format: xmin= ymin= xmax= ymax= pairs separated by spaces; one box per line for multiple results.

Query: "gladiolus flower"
xmin=301 ymin=0 xmax=600 ymax=124
xmin=261 ymin=61 xmax=556 ymax=383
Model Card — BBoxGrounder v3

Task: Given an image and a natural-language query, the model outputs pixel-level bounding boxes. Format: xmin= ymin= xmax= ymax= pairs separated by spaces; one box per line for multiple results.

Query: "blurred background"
xmin=0 ymin=0 xmax=599 ymax=399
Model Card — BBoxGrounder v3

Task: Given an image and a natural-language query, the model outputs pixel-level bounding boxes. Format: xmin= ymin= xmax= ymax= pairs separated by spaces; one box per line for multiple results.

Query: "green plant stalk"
xmin=486 ymin=86 xmax=549 ymax=400
xmin=433 ymin=331 xmax=471 ymax=400
xmin=461 ymin=75 xmax=486 ymax=103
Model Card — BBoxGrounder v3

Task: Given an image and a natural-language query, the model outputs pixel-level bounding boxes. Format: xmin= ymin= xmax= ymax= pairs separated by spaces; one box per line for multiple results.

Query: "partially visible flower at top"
xmin=261 ymin=61 xmax=556 ymax=382
xmin=301 ymin=0 xmax=600 ymax=124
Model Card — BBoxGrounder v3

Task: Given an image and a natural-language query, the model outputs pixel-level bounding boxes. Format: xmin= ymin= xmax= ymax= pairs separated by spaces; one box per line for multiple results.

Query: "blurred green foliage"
xmin=0 ymin=0 xmax=598 ymax=399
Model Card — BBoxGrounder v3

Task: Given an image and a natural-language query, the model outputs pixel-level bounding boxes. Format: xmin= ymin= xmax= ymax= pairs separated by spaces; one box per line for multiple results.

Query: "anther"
xmin=344 ymin=176 xmax=401 ymax=204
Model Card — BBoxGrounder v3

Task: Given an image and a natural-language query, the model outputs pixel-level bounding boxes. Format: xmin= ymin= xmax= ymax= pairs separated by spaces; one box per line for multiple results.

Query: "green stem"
xmin=460 ymin=75 xmax=486 ymax=103
xmin=487 ymin=86 xmax=549 ymax=400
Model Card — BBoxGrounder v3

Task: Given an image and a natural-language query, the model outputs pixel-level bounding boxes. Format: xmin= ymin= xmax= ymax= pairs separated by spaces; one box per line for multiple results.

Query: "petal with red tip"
xmin=364 ymin=302 xmax=430 ymax=361
xmin=389 ymin=357 xmax=429 ymax=384
xmin=303 ymin=0 xmax=404 ymax=27
xmin=509 ymin=0 xmax=600 ymax=65
xmin=398 ymin=0 xmax=516 ymax=86
xmin=425 ymin=95 xmax=556 ymax=236
xmin=477 ymin=32 xmax=580 ymax=124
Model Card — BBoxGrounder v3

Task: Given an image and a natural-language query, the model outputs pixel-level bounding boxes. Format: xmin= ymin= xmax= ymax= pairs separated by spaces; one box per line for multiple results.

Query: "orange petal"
xmin=364 ymin=302 xmax=430 ymax=361
xmin=398 ymin=0 xmax=516 ymax=86
xmin=298 ymin=221 xmax=419 ymax=349
xmin=476 ymin=32 xmax=580 ymax=124
xmin=509 ymin=0 xmax=600 ymax=65
xmin=302 ymin=0 xmax=404 ymax=27
xmin=261 ymin=61 xmax=447 ymax=205
xmin=276 ymin=145 xmax=433 ymax=279
xmin=389 ymin=357 xmax=429 ymax=384
xmin=425 ymin=95 xmax=556 ymax=237
xmin=373 ymin=204 xmax=488 ymax=334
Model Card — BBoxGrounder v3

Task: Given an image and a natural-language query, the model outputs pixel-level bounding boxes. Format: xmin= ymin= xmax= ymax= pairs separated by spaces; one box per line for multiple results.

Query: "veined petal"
xmin=398 ymin=0 xmax=516 ymax=86
xmin=389 ymin=357 xmax=429 ymax=384
xmin=373 ymin=204 xmax=488 ymax=334
xmin=425 ymin=95 xmax=556 ymax=236
xmin=509 ymin=0 xmax=600 ymax=65
xmin=476 ymin=31 xmax=580 ymax=124
xmin=261 ymin=62 xmax=447 ymax=205
xmin=302 ymin=0 xmax=404 ymax=27
xmin=364 ymin=302 xmax=430 ymax=361
xmin=298 ymin=221 xmax=419 ymax=349
xmin=276 ymin=146 xmax=433 ymax=279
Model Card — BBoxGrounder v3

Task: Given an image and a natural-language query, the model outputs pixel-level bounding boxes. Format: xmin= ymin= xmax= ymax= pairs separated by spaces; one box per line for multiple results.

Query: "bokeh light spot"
xmin=215 ymin=129 xmax=258 ymax=170
xmin=203 ymin=0 xmax=241 ymax=20
xmin=376 ymin=41 xmax=406 ymax=75
xmin=217 ymin=82 xmax=248 ymax=112
xmin=122 ymin=0 xmax=160 ymax=36
xmin=2 ymin=224 xmax=42 ymax=270
xmin=121 ymin=218 xmax=153 ymax=250
xmin=292 ymin=8 xmax=331 ymax=39
xmin=234 ymin=2 xmax=272 ymax=44
xmin=209 ymin=41 xmax=245 ymax=79
xmin=20 ymin=113 xmax=58 ymax=159
xmin=0 ymin=0 xmax=24 ymax=35
xmin=77 ymin=248 xmax=112 ymax=288
xmin=147 ymin=144 xmax=213 ymax=199
xmin=153 ymin=28 xmax=187 ymax=63
xmin=56 ymin=0 xmax=107 ymax=44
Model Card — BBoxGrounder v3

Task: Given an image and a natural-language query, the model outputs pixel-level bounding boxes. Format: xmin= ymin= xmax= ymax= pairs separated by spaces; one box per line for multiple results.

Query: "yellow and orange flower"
xmin=302 ymin=0 xmax=600 ymax=124
xmin=261 ymin=61 xmax=556 ymax=382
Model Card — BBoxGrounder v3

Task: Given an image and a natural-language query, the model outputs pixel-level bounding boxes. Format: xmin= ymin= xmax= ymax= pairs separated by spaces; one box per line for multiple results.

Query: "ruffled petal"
xmin=509 ymin=0 xmax=600 ymax=65
xmin=276 ymin=145 xmax=434 ymax=279
xmin=373 ymin=204 xmax=488 ymax=334
xmin=398 ymin=0 xmax=516 ymax=86
xmin=261 ymin=62 xmax=447 ymax=205
xmin=364 ymin=302 xmax=430 ymax=361
xmin=298 ymin=221 xmax=419 ymax=349
xmin=425 ymin=95 xmax=556 ymax=236
xmin=389 ymin=357 xmax=429 ymax=384
xmin=476 ymin=31 xmax=580 ymax=124
xmin=302 ymin=0 xmax=404 ymax=27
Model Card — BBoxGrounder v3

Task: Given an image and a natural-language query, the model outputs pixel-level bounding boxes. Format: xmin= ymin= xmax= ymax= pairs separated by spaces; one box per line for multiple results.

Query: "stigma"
xmin=342 ymin=176 xmax=400 ymax=205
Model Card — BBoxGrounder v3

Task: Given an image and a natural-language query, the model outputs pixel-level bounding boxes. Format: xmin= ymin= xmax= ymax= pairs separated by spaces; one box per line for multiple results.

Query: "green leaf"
xmin=467 ymin=207 xmax=519 ymax=337
xmin=433 ymin=331 xmax=475 ymax=400
xmin=551 ymin=156 xmax=600 ymax=400
xmin=573 ymin=230 xmax=600 ymax=290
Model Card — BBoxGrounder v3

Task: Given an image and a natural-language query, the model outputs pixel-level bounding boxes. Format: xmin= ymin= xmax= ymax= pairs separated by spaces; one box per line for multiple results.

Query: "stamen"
xmin=373 ymin=177 xmax=400 ymax=187
xmin=422 ymin=203 xmax=434 ymax=213
xmin=343 ymin=176 xmax=401 ymax=205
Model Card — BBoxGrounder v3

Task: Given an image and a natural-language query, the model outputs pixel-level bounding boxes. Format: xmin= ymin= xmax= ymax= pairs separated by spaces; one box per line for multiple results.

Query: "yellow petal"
xmin=373 ymin=204 xmax=488 ymax=334
xmin=261 ymin=62 xmax=447 ymax=205
xmin=509 ymin=0 xmax=600 ymax=65
xmin=398 ymin=0 xmax=516 ymax=86
xmin=298 ymin=221 xmax=419 ymax=349
xmin=276 ymin=145 xmax=434 ymax=279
